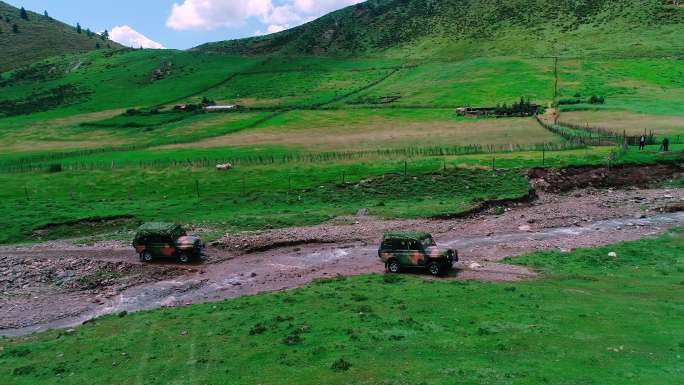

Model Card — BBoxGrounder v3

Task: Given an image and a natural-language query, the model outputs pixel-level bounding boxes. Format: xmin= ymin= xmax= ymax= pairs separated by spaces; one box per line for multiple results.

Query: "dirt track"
xmin=2 ymin=179 xmax=683 ymax=337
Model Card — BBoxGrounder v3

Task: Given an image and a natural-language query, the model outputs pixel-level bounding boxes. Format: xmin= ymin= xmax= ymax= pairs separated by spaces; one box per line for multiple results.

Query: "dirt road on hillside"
xmin=2 ymin=181 xmax=683 ymax=337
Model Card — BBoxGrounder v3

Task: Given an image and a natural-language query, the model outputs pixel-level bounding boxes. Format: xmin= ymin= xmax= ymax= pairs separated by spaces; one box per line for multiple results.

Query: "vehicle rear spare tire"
xmin=141 ymin=251 xmax=153 ymax=263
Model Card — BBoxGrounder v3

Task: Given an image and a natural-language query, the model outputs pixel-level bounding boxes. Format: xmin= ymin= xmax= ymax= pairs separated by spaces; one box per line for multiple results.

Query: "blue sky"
xmin=7 ymin=0 xmax=363 ymax=49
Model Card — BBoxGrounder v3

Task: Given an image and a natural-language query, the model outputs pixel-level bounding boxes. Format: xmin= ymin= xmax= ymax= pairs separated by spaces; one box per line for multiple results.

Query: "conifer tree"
xmin=20 ymin=7 xmax=28 ymax=20
xmin=76 ymin=23 xmax=82 ymax=34
xmin=13 ymin=24 xmax=19 ymax=33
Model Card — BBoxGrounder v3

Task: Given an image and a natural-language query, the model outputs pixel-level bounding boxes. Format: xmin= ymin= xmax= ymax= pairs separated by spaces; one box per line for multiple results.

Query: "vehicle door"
xmin=148 ymin=234 xmax=176 ymax=257
xmin=407 ymin=240 xmax=426 ymax=266
xmin=393 ymin=239 xmax=413 ymax=266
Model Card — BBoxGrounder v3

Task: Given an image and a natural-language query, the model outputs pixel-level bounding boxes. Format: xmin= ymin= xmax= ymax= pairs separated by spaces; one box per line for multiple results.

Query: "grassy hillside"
xmin=0 ymin=1 xmax=121 ymax=72
xmin=196 ymin=0 xmax=684 ymax=58
xmin=2 ymin=231 xmax=683 ymax=384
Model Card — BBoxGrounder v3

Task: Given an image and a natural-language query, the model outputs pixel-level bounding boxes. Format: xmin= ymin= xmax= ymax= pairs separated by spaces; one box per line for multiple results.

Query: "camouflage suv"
xmin=133 ymin=223 xmax=206 ymax=263
xmin=378 ymin=232 xmax=457 ymax=276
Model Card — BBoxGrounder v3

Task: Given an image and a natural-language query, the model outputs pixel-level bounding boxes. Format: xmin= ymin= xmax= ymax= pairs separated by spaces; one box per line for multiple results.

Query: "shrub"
xmin=331 ymin=358 xmax=352 ymax=372
xmin=249 ymin=324 xmax=267 ymax=335
xmin=589 ymin=95 xmax=606 ymax=104
xmin=557 ymin=98 xmax=581 ymax=105
xmin=282 ymin=334 xmax=302 ymax=345
xmin=48 ymin=163 xmax=62 ymax=173
xmin=12 ymin=365 xmax=35 ymax=376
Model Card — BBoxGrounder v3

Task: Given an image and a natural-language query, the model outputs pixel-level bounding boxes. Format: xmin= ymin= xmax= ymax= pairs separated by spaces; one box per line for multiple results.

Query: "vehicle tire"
xmin=428 ymin=261 xmax=441 ymax=276
xmin=178 ymin=253 xmax=191 ymax=264
xmin=140 ymin=251 xmax=153 ymax=263
xmin=386 ymin=259 xmax=400 ymax=274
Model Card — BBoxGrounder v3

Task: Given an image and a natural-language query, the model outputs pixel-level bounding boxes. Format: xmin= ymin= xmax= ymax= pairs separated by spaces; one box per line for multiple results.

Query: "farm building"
xmin=204 ymin=105 xmax=241 ymax=112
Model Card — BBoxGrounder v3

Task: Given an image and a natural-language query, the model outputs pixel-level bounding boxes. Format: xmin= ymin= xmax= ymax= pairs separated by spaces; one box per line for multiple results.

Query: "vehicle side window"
xmin=381 ymin=241 xmax=392 ymax=250
xmin=148 ymin=235 xmax=166 ymax=243
xmin=409 ymin=241 xmax=421 ymax=251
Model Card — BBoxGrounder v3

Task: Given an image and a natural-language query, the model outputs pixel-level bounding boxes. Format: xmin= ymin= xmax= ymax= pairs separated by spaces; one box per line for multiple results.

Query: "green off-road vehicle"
xmin=133 ymin=223 xmax=206 ymax=263
xmin=378 ymin=232 xmax=457 ymax=276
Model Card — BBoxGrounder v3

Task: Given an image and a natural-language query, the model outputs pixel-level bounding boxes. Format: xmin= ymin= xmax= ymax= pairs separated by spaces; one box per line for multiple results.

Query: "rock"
xmin=468 ymin=262 xmax=483 ymax=270
xmin=608 ymin=252 xmax=618 ymax=258
xmin=518 ymin=225 xmax=532 ymax=232
xmin=356 ymin=208 xmax=369 ymax=217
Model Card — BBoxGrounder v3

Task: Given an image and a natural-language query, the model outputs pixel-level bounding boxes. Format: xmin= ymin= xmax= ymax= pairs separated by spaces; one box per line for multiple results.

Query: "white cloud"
xmin=293 ymin=0 xmax=363 ymax=15
xmin=167 ymin=0 xmax=274 ymax=30
xmin=264 ymin=5 xmax=301 ymax=25
xmin=166 ymin=0 xmax=364 ymax=33
xmin=267 ymin=24 xmax=288 ymax=33
xmin=110 ymin=25 xmax=165 ymax=49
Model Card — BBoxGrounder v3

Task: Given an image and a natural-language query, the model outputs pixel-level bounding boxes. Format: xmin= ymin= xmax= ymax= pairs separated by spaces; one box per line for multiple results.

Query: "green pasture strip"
xmin=0 ymin=144 xmax=681 ymax=244
xmin=0 ymin=142 xmax=580 ymax=173
xmin=0 ymin=112 xmax=272 ymax=169
xmin=341 ymin=57 xmax=555 ymax=108
xmin=0 ymin=160 xmax=530 ymax=244
xmin=2 ymin=231 xmax=682 ymax=384
xmin=557 ymin=58 xmax=684 ymax=116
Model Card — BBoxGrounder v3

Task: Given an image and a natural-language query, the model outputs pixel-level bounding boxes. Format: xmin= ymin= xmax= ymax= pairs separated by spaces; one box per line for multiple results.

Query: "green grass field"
xmin=0 ymin=143 xmax=680 ymax=245
xmin=2 ymin=230 xmax=682 ymax=384
xmin=1 ymin=48 xmax=684 ymax=245
xmin=2 ymin=1 xmax=684 ymax=383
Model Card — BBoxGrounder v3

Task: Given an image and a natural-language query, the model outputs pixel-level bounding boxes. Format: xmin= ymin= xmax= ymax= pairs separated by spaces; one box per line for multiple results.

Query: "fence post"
xmin=195 ymin=179 xmax=200 ymax=201
xmin=342 ymin=171 xmax=345 ymax=184
xmin=404 ymin=160 xmax=407 ymax=178
xmin=542 ymin=149 xmax=545 ymax=166
xmin=492 ymin=157 xmax=496 ymax=171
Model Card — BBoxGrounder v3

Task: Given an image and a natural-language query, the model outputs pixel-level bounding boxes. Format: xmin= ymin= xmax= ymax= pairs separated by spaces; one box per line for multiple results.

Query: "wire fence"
xmin=0 ymin=142 xmax=585 ymax=173
xmin=534 ymin=115 xmax=666 ymax=146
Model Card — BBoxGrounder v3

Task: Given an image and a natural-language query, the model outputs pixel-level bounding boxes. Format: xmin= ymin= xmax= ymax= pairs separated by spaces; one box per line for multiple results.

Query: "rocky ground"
xmin=1 ymin=167 xmax=683 ymax=336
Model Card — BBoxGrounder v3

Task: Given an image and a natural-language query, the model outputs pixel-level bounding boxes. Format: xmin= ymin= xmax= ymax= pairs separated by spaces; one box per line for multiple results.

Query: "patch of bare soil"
xmin=0 ymin=255 xmax=187 ymax=330
xmin=528 ymin=163 xmax=683 ymax=192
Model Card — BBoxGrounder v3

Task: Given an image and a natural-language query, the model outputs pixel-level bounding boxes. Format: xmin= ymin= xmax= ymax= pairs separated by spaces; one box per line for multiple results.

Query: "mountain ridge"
xmin=0 ymin=1 xmax=122 ymax=72
xmin=195 ymin=0 xmax=684 ymax=58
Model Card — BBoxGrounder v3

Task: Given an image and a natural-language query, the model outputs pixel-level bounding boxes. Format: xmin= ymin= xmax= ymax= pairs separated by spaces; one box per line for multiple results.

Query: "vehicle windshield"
xmin=421 ymin=237 xmax=436 ymax=249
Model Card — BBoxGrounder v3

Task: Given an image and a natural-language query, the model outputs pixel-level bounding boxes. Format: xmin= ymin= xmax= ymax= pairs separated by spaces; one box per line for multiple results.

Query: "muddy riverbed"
xmin=1 ymin=183 xmax=684 ymax=337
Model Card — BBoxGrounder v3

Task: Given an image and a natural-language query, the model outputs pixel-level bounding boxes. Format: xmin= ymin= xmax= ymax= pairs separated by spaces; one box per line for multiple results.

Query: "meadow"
xmin=1 ymin=142 xmax=681 ymax=245
xmin=2 ymin=230 xmax=682 ymax=384
xmin=1 ymin=49 xmax=683 ymax=244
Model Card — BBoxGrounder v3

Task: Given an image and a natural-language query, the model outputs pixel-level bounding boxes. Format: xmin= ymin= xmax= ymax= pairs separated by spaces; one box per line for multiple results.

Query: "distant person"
xmin=663 ymin=137 xmax=670 ymax=152
xmin=639 ymin=135 xmax=646 ymax=150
